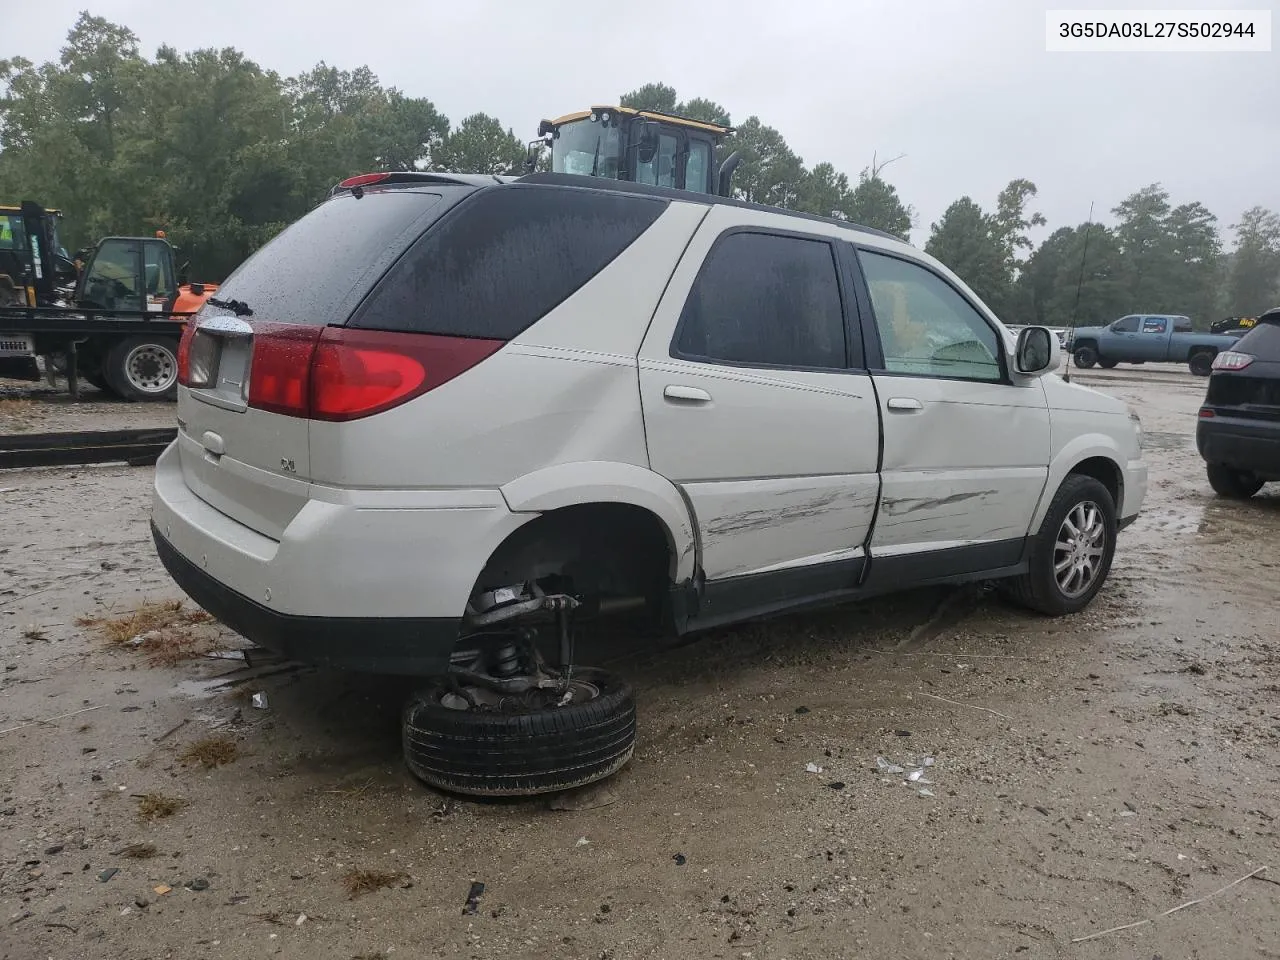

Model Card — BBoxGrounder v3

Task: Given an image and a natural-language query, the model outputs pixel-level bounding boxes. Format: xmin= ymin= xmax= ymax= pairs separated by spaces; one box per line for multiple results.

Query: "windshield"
xmin=0 ymin=214 xmax=27 ymax=252
xmin=552 ymin=119 xmax=623 ymax=180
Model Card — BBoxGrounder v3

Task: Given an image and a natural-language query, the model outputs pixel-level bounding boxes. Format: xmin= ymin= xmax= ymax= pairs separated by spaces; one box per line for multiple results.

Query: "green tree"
xmin=729 ymin=116 xmax=803 ymax=208
xmin=619 ymin=82 xmax=678 ymax=114
xmin=435 ymin=113 xmax=527 ymax=175
xmin=1166 ymin=201 xmax=1222 ymax=324
xmin=924 ymin=198 xmax=1008 ymax=312
xmin=844 ymin=167 xmax=914 ymax=241
xmin=992 ymin=178 xmax=1046 ymax=275
xmin=1021 ymin=223 xmax=1125 ymax=327
xmin=1227 ymin=206 xmax=1280 ymax=314
xmin=1111 ymin=184 xmax=1174 ymax=309
xmin=794 ymin=162 xmax=850 ymax=219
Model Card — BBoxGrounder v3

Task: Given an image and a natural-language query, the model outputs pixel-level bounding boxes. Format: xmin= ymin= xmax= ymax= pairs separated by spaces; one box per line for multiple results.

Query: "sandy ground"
xmin=3 ymin=366 xmax=1280 ymax=960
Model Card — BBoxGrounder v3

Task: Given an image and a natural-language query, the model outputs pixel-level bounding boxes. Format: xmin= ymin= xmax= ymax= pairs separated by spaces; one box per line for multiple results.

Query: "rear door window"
xmin=673 ymin=231 xmax=850 ymax=370
xmin=1142 ymin=317 xmax=1167 ymax=334
xmin=207 ymin=189 xmax=451 ymax=325
xmin=351 ymin=185 xmax=667 ymax=339
xmin=1232 ymin=319 xmax=1280 ymax=361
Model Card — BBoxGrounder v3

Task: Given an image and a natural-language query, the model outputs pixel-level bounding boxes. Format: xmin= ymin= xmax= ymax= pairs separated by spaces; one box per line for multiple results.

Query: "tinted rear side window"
xmin=674 ymin=231 xmax=848 ymax=370
xmin=207 ymin=189 xmax=448 ymax=325
xmin=351 ymin=185 xmax=668 ymax=339
xmin=1234 ymin=319 xmax=1280 ymax=361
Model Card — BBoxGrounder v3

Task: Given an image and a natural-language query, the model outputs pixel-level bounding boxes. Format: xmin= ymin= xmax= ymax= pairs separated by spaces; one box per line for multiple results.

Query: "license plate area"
xmin=190 ymin=316 xmax=253 ymax=411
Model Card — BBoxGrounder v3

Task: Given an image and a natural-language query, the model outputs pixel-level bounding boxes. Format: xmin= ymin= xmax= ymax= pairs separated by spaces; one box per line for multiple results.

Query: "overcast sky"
xmin=7 ymin=1 xmax=1279 ymax=249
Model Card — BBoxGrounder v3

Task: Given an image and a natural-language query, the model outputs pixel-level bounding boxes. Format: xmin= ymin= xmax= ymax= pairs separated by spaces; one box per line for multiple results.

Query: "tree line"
xmin=3 ymin=14 xmax=1278 ymax=326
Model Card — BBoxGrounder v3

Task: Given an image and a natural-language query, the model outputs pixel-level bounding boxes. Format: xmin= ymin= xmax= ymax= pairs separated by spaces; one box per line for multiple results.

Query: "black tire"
xmin=1188 ymin=351 xmax=1214 ymax=377
xmin=103 ymin=335 xmax=180 ymax=401
xmin=403 ymin=667 xmax=636 ymax=797
xmin=1098 ymin=359 xmax=1118 ymax=369
xmin=1206 ymin=462 xmax=1264 ymax=499
xmin=1072 ymin=345 xmax=1098 ymax=369
xmin=1003 ymin=474 xmax=1117 ymax=616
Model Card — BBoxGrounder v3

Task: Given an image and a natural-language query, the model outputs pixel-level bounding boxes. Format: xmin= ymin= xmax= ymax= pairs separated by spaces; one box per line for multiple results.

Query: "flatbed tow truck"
xmin=0 ymin=201 xmax=215 ymax=401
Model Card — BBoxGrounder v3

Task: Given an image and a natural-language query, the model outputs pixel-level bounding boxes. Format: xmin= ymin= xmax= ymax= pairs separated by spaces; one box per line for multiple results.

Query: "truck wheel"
xmin=1072 ymin=345 xmax=1098 ymax=369
xmin=1098 ymin=359 xmax=1118 ymax=369
xmin=1188 ymin=351 xmax=1214 ymax=377
xmin=1002 ymin=474 xmax=1116 ymax=617
xmin=1206 ymin=463 xmax=1264 ymax=499
xmin=403 ymin=667 xmax=636 ymax=797
xmin=103 ymin=336 xmax=180 ymax=401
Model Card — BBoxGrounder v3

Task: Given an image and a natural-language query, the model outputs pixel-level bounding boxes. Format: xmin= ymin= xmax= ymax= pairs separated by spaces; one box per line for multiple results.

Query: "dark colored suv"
xmin=1198 ymin=307 xmax=1280 ymax=498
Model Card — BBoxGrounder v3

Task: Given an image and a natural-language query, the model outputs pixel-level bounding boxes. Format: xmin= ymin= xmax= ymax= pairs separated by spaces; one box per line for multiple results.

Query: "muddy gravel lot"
xmin=3 ymin=367 xmax=1280 ymax=960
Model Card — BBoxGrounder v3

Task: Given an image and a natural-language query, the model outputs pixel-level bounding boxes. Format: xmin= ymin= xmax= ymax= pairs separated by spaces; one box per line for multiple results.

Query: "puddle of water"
xmin=170 ymin=661 xmax=312 ymax=700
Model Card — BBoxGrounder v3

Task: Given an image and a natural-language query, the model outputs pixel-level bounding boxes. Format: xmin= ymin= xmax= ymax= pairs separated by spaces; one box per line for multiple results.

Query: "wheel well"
xmin=1068 ymin=457 xmax=1123 ymax=510
xmin=1073 ymin=339 xmax=1098 ymax=349
xmin=1189 ymin=346 xmax=1217 ymax=357
xmin=473 ymin=503 xmax=673 ymax=606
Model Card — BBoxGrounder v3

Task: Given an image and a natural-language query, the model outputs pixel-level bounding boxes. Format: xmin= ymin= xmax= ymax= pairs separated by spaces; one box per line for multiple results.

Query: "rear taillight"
xmin=1212 ymin=351 xmax=1254 ymax=371
xmin=246 ymin=324 xmax=323 ymax=417
xmin=245 ymin=326 xmax=503 ymax=421
xmin=177 ymin=322 xmax=197 ymax=386
xmin=1199 ymin=407 xmax=1215 ymax=418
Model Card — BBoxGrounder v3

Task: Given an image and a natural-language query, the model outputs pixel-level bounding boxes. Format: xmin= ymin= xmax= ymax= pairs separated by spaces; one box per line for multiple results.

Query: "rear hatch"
xmin=1205 ymin=319 xmax=1280 ymax=422
xmin=175 ymin=185 xmax=467 ymax=539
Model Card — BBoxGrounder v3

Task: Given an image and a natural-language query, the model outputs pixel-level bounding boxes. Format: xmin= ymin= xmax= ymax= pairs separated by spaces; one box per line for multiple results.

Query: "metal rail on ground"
xmin=0 ymin=428 xmax=176 ymax=469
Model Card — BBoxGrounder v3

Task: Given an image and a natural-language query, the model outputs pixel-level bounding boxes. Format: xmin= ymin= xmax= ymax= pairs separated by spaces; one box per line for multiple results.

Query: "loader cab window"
xmin=685 ymin=139 xmax=712 ymax=194
xmin=143 ymin=241 xmax=174 ymax=299
xmin=634 ymin=131 xmax=679 ymax=189
xmin=80 ymin=239 xmax=143 ymax=312
xmin=551 ymin=118 xmax=623 ymax=180
xmin=0 ymin=215 xmax=25 ymax=251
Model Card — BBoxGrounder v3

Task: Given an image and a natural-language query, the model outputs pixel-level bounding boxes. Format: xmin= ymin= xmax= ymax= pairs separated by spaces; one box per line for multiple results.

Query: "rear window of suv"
xmin=205 ymin=189 xmax=450 ymax=325
xmin=349 ymin=184 xmax=668 ymax=340
xmin=1233 ymin=317 xmax=1280 ymax=361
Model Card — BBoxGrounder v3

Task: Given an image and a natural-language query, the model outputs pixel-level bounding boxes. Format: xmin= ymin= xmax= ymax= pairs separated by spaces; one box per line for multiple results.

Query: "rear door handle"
xmin=886 ymin=397 xmax=923 ymax=412
xmin=664 ymin=385 xmax=712 ymax=403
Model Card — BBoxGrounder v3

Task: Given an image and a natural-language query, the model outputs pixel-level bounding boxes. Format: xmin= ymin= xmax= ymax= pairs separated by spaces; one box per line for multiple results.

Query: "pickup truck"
xmin=1066 ymin=314 xmax=1243 ymax=376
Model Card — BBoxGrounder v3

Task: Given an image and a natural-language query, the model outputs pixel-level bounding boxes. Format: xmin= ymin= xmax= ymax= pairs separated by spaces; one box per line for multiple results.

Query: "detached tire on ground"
xmin=103 ymin=335 xmax=180 ymax=401
xmin=1072 ymin=346 xmax=1098 ymax=369
xmin=1206 ymin=462 xmax=1264 ymax=499
xmin=403 ymin=668 xmax=636 ymax=797
xmin=1002 ymin=474 xmax=1117 ymax=616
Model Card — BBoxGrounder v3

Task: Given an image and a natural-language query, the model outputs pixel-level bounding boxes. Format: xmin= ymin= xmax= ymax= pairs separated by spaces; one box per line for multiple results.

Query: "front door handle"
xmin=886 ymin=397 xmax=923 ymax=412
xmin=664 ymin=385 xmax=712 ymax=403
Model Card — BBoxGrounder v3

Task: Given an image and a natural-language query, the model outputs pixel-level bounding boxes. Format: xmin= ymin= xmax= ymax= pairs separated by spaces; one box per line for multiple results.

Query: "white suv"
xmin=152 ymin=171 xmax=1146 ymax=794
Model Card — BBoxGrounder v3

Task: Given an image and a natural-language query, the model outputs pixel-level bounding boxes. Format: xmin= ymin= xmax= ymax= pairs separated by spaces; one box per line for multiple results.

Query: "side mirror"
xmin=537 ymin=119 xmax=554 ymax=137
xmin=1014 ymin=326 xmax=1059 ymax=376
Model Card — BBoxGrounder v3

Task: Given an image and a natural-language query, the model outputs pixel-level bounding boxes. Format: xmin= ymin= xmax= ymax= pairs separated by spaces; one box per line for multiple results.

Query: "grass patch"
xmin=0 ymin=397 xmax=36 ymax=429
xmin=178 ymin=735 xmax=238 ymax=770
xmin=78 ymin=600 xmax=219 ymax=665
xmin=135 ymin=792 xmax=188 ymax=821
xmin=120 ymin=842 xmax=158 ymax=859
xmin=341 ymin=868 xmax=407 ymax=899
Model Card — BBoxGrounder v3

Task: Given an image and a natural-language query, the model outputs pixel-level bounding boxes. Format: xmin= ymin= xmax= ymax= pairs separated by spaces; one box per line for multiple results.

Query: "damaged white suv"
xmin=152 ymin=171 xmax=1146 ymax=795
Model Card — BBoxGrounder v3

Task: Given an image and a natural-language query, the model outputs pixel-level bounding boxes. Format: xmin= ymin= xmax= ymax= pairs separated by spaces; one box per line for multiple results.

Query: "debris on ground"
xmin=177 ymin=735 xmax=239 ymax=769
xmin=134 ymin=792 xmax=188 ymax=821
xmin=185 ymin=877 xmax=210 ymax=891
xmin=805 ymin=762 xmax=824 ymax=774
xmin=827 ymin=781 xmax=846 ymax=790
xmin=115 ymin=843 xmax=157 ymax=859
xmin=97 ymin=867 xmax=119 ymax=882
xmin=250 ymin=692 xmax=268 ymax=710
xmin=462 ymin=881 xmax=486 ymax=915
xmin=876 ymin=757 xmax=905 ymax=775
xmin=78 ymin=600 xmax=213 ymax=646
xmin=548 ymin=783 xmax=618 ymax=811
xmin=341 ymin=868 xmax=407 ymax=899
xmin=672 ymin=853 xmax=687 ymax=866
xmin=152 ymin=884 xmax=172 ymax=896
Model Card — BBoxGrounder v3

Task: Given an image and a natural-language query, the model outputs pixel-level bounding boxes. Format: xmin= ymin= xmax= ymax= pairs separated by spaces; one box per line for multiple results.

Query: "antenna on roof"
xmin=1063 ymin=201 xmax=1095 ymax=384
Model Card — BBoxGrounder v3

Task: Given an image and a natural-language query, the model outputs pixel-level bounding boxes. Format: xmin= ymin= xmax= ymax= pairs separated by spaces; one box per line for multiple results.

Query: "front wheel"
xmin=1072 ymin=346 xmax=1098 ymax=369
xmin=103 ymin=335 xmax=180 ymax=401
xmin=403 ymin=667 xmax=636 ymax=797
xmin=1002 ymin=475 xmax=1116 ymax=616
xmin=1189 ymin=352 xmax=1214 ymax=377
xmin=1206 ymin=462 xmax=1264 ymax=499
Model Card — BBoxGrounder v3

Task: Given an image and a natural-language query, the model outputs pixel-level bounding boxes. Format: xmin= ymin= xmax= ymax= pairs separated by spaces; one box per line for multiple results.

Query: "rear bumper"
xmin=153 ymin=524 xmax=460 ymax=675
xmin=1197 ymin=416 xmax=1280 ymax=477
xmin=150 ymin=441 xmax=532 ymax=673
